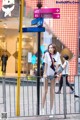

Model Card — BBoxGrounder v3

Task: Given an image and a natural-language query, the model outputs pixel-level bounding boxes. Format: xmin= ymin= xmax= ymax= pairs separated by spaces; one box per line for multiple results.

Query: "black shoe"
xmin=55 ymin=91 xmax=61 ymax=94
xmin=74 ymin=95 xmax=80 ymax=98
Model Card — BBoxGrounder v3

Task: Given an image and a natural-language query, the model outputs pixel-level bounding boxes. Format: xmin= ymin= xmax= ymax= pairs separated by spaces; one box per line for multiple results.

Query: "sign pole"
xmin=37 ymin=2 xmax=42 ymax=115
xmin=37 ymin=31 xmax=41 ymax=115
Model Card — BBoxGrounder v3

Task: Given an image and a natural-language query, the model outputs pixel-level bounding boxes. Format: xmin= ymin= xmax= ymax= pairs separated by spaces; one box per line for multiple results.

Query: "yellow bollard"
xmin=16 ymin=0 xmax=24 ymax=116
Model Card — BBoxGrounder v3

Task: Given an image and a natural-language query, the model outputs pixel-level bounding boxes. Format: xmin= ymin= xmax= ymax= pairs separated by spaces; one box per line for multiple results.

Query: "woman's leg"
xmin=58 ymin=75 xmax=63 ymax=92
xmin=50 ymin=79 xmax=55 ymax=111
xmin=66 ymin=76 xmax=74 ymax=91
xmin=42 ymin=79 xmax=48 ymax=109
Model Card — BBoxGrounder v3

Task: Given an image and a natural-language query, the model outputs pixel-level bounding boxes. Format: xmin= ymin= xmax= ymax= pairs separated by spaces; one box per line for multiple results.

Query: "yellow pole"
xmin=16 ymin=0 xmax=24 ymax=116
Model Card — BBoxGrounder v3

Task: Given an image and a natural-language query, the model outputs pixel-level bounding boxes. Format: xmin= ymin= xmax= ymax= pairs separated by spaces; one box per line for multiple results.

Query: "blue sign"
xmin=31 ymin=18 xmax=44 ymax=26
xmin=40 ymin=45 xmax=46 ymax=54
xmin=31 ymin=55 xmax=37 ymax=64
xmin=37 ymin=18 xmax=43 ymax=27
xmin=22 ymin=27 xmax=45 ymax=32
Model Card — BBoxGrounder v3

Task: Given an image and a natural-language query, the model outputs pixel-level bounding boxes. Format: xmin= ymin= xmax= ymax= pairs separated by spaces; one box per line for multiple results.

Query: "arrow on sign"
xmin=53 ymin=14 xmax=60 ymax=19
xmin=31 ymin=18 xmax=43 ymax=26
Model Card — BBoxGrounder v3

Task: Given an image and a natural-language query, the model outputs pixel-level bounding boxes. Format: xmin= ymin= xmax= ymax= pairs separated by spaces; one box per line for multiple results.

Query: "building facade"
xmin=0 ymin=0 xmax=79 ymax=81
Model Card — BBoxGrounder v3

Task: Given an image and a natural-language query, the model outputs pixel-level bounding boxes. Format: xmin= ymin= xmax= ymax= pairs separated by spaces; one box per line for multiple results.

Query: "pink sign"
xmin=53 ymin=14 xmax=60 ymax=19
xmin=34 ymin=13 xmax=60 ymax=19
xmin=0 ymin=1 xmax=2 ymax=10
xmin=34 ymin=8 xmax=60 ymax=19
xmin=34 ymin=8 xmax=60 ymax=14
xmin=34 ymin=13 xmax=40 ymax=18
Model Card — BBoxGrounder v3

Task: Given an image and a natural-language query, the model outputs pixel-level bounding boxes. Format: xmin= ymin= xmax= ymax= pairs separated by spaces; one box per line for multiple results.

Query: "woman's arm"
xmin=43 ymin=63 xmax=48 ymax=78
xmin=43 ymin=52 xmax=48 ymax=78
xmin=62 ymin=61 xmax=67 ymax=69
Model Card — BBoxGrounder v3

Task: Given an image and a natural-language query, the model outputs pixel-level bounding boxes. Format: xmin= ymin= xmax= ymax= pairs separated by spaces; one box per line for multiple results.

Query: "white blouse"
xmin=62 ymin=60 xmax=69 ymax=75
xmin=44 ymin=52 xmax=62 ymax=76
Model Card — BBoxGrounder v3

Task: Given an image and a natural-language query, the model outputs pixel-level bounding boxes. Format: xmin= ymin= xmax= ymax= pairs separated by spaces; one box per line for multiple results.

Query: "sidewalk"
xmin=7 ymin=114 xmax=80 ymax=120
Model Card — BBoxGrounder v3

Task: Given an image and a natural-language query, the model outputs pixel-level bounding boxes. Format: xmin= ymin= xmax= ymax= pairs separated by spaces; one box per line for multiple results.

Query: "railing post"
xmin=2 ymin=77 xmax=7 ymax=120
xmin=2 ymin=77 xmax=6 ymax=112
xmin=63 ymin=75 xmax=67 ymax=119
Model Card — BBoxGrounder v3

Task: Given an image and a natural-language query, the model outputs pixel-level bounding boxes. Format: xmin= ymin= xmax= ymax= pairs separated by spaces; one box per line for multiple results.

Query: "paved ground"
xmin=6 ymin=114 xmax=80 ymax=120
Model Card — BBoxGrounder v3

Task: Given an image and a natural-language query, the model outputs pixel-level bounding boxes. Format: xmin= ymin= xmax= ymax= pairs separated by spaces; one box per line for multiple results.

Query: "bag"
xmin=56 ymin=65 xmax=64 ymax=74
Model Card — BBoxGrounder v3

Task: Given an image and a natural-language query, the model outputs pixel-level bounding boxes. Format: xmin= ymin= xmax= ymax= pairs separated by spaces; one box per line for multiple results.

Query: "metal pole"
xmin=37 ymin=32 xmax=41 ymax=115
xmin=63 ymin=75 xmax=67 ymax=119
xmin=37 ymin=1 xmax=42 ymax=115
xmin=2 ymin=77 xmax=6 ymax=112
xmin=16 ymin=0 xmax=24 ymax=116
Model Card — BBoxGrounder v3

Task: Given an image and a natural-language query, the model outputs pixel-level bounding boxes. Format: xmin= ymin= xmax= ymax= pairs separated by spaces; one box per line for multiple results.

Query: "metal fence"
xmin=0 ymin=75 xmax=80 ymax=118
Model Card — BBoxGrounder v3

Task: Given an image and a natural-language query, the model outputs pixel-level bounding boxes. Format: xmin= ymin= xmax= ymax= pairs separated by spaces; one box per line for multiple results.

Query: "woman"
xmin=42 ymin=43 xmax=62 ymax=116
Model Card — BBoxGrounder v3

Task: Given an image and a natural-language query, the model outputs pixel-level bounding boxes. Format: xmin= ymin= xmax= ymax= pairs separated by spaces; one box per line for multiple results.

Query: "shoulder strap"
xmin=49 ymin=52 xmax=54 ymax=68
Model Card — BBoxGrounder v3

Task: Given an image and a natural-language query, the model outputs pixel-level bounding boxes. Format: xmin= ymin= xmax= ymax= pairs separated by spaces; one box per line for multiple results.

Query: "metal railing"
xmin=0 ymin=75 xmax=80 ymax=118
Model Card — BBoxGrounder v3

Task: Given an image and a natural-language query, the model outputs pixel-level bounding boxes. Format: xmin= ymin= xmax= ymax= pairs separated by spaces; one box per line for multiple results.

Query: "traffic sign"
xmin=34 ymin=8 xmax=60 ymax=19
xmin=34 ymin=8 xmax=60 ymax=14
xmin=34 ymin=13 xmax=60 ymax=19
xmin=31 ymin=18 xmax=43 ymax=26
xmin=22 ymin=27 xmax=45 ymax=32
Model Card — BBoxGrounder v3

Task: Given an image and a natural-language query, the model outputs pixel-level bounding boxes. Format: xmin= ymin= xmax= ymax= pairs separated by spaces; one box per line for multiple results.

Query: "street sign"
xmin=22 ymin=27 xmax=45 ymax=32
xmin=34 ymin=8 xmax=60 ymax=14
xmin=34 ymin=13 xmax=60 ymax=19
xmin=31 ymin=18 xmax=43 ymax=26
xmin=34 ymin=8 xmax=60 ymax=18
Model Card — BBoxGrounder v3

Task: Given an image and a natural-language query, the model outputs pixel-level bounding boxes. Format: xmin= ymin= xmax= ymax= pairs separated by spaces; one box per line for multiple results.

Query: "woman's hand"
xmin=43 ymin=73 xmax=47 ymax=78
